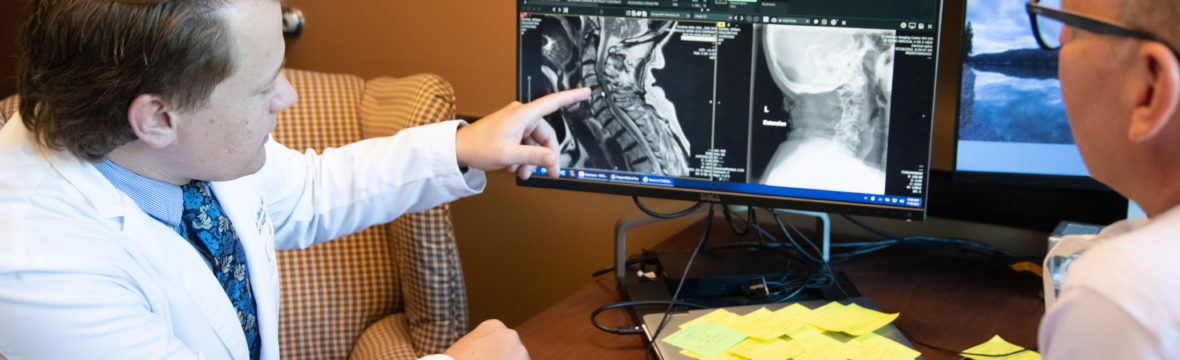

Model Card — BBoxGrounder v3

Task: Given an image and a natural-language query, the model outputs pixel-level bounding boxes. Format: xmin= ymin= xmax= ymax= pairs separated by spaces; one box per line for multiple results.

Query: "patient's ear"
xmin=127 ymin=94 xmax=178 ymax=149
xmin=1129 ymin=42 xmax=1180 ymax=143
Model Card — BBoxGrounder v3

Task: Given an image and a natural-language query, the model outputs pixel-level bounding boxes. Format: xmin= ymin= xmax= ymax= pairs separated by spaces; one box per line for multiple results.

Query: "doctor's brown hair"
xmin=17 ymin=0 xmax=237 ymax=162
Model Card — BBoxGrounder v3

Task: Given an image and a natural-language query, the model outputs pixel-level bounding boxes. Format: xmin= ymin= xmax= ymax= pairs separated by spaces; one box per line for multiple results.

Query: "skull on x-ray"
xmin=760 ymin=25 xmax=895 ymax=194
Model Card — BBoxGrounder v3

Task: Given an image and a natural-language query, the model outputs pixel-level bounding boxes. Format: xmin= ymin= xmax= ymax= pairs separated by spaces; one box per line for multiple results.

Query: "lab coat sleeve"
xmin=0 ymin=266 xmax=197 ymax=359
xmin=259 ymin=120 xmax=485 ymax=251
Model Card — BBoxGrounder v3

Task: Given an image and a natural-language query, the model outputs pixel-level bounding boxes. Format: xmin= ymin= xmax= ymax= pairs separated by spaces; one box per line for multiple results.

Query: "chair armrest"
xmin=359 ymin=74 xmax=468 ymax=356
xmin=389 ymin=206 xmax=467 ymax=356
xmin=348 ymin=314 xmax=419 ymax=360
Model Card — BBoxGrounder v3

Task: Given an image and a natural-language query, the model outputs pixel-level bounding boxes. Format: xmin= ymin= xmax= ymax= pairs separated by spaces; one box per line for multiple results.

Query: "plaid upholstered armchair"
xmin=0 ymin=68 xmax=469 ymax=360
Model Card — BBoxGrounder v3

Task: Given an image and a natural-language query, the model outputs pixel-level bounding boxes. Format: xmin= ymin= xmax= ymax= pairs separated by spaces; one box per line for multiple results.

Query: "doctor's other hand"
xmin=455 ymin=87 xmax=591 ymax=180
xmin=443 ymin=319 xmax=530 ymax=360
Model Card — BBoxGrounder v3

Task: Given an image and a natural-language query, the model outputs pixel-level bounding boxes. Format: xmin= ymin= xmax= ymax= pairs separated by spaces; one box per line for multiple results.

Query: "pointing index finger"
xmin=522 ymin=87 xmax=592 ymax=119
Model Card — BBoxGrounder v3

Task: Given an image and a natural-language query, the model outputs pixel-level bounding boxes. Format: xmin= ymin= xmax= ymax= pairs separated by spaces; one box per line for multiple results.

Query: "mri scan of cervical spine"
xmin=540 ymin=16 xmax=691 ymax=176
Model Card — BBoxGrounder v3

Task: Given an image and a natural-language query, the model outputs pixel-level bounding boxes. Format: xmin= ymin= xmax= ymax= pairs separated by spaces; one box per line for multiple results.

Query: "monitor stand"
xmin=612 ymin=207 xmax=858 ymax=321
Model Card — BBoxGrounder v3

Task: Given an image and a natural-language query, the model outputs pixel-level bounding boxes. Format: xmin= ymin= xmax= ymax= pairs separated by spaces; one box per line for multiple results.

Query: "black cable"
xmin=721 ymin=204 xmax=754 ymax=236
xmin=589 ymin=301 xmax=710 ymax=335
xmin=893 ymin=324 xmax=1038 ymax=358
xmin=819 ymin=214 xmax=1021 ymax=263
xmin=591 ymin=251 xmax=659 ymax=277
xmin=633 ymin=196 xmax=703 ymax=219
xmin=647 ymin=203 xmax=715 ymax=348
xmin=749 ymin=219 xmax=787 ymax=246
xmin=772 ymin=211 xmax=824 ymax=264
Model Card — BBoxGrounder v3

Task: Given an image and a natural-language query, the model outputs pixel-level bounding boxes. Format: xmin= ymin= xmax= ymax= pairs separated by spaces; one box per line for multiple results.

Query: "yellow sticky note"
xmin=961 ymin=335 xmax=1041 ymax=360
xmin=680 ymin=349 xmax=710 ymax=360
xmin=682 ymin=308 xmax=741 ymax=329
xmin=794 ymin=334 xmax=856 ymax=360
xmin=681 ymin=349 xmax=746 ymax=360
xmin=844 ymin=304 xmax=900 ymax=336
xmin=661 ymin=321 xmax=748 ymax=359
xmin=806 ymin=302 xmax=898 ymax=336
xmin=727 ymin=337 xmax=807 ymax=360
xmin=726 ymin=308 xmax=776 ymax=338
xmin=848 ymin=333 xmax=921 ymax=360
xmin=785 ymin=324 xmax=825 ymax=340
xmin=725 ymin=337 xmax=774 ymax=359
xmin=749 ymin=339 xmax=807 ymax=360
xmin=804 ymin=302 xmax=852 ymax=330
xmin=726 ymin=307 xmax=811 ymax=341
xmin=774 ymin=303 xmax=811 ymax=318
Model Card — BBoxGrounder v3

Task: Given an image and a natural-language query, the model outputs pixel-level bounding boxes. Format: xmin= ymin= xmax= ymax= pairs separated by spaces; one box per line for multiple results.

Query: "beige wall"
xmin=283 ymin=0 xmax=517 ymax=118
xmin=283 ymin=0 xmax=1048 ymax=329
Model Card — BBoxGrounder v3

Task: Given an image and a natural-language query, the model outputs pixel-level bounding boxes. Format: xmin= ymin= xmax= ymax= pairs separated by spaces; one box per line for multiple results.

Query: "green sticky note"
xmin=661 ymin=321 xmax=748 ymax=358
xmin=961 ymin=335 xmax=1041 ymax=360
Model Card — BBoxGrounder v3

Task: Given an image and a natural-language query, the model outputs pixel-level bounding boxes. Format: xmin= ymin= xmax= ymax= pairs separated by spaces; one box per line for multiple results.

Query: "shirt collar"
xmin=93 ymin=159 xmax=184 ymax=230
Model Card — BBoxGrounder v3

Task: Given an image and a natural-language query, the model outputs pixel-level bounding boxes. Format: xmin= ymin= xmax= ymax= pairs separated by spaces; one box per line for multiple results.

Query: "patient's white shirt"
xmin=1038 ymin=204 xmax=1180 ymax=359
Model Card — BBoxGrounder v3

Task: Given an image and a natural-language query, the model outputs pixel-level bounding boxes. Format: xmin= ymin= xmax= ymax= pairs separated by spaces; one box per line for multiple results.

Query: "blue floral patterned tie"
xmin=181 ymin=180 xmax=260 ymax=360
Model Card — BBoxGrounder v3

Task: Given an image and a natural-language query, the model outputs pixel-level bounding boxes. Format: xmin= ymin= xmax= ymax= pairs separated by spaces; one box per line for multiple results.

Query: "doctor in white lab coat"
xmin=0 ymin=0 xmax=590 ymax=359
xmin=0 ymin=115 xmax=483 ymax=359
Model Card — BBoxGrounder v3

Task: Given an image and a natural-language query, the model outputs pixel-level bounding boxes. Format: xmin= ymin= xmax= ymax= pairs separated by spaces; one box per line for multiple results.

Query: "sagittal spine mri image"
xmin=525 ymin=15 xmax=693 ymax=177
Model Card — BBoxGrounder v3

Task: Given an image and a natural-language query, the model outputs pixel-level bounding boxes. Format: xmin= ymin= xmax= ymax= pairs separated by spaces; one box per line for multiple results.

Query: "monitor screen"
xmin=516 ymin=0 xmax=944 ymax=220
xmin=952 ymin=0 xmax=1103 ymax=189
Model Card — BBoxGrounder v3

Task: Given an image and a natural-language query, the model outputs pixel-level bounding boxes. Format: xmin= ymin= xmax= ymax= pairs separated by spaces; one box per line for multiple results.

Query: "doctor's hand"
xmin=455 ymin=87 xmax=591 ymax=180
xmin=443 ymin=319 xmax=530 ymax=360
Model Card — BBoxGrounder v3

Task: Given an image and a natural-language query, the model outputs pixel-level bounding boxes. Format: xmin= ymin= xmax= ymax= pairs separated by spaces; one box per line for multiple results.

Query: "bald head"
xmin=1118 ymin=0 xmax=1180 ymax=50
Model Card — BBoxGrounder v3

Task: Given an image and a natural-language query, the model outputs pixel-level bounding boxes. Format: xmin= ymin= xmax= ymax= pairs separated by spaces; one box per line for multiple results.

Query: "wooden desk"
xmin=517 ymin=218 xmax=1044 ymax=360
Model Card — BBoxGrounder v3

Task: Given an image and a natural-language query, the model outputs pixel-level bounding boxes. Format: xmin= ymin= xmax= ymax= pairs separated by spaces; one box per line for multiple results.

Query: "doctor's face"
xmin=171 ymin=0 xmax=297 ymax=182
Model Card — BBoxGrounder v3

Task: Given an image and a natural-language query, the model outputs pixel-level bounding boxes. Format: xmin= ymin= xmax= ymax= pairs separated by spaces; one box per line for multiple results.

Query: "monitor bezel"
xmin=513 ymin=0 xmax=945 ymax=222
xmin=516 ymin=176 xmax=929 ymax=220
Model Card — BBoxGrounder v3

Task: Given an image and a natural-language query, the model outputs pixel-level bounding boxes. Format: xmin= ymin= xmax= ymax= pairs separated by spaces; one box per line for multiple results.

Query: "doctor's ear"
xmin=127 ymin=94 xmax=179 ymax=149
xmin=1128 ymin=42 xmax=1180 ymax=143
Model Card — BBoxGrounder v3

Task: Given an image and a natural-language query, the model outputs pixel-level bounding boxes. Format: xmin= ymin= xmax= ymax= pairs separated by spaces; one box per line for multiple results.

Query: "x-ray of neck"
xmin=757 ymin=25 xmax=895 ymax=195
xmin=536 ymin=15 xmax=692 ymax=176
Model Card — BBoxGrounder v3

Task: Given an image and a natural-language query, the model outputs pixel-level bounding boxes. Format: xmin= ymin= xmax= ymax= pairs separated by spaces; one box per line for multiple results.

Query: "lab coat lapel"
xmin=211 ymin=180 xmax=279 ymax=360
xmin=38 ymin=134 xmax=251 ymax=359
xmin=117 ymin=201 xmax=250 ymax=360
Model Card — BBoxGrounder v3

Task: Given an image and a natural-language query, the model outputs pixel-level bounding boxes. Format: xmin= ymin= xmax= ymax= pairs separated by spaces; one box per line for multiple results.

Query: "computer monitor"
xmin=516 ymin=0 xmax=944 ymax=221
xmin=952 ymin=0 xmax=1098 ymax=189
xmin=940 ymin=0 xmax=1128 ymax=230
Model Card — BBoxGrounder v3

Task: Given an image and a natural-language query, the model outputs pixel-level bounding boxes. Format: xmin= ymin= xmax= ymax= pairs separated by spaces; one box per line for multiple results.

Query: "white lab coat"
xmin=0 ymin=114 xmax=485 ymax=360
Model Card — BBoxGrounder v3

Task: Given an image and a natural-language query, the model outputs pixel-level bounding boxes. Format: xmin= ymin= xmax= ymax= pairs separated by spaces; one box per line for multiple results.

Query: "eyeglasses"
xmin=1025 ymin=0 xmax=1177 ymax=55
